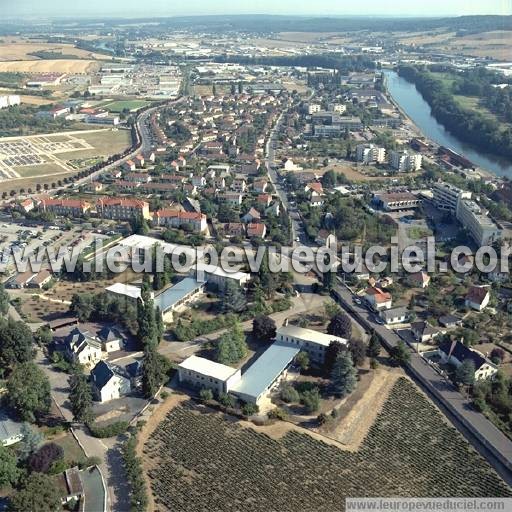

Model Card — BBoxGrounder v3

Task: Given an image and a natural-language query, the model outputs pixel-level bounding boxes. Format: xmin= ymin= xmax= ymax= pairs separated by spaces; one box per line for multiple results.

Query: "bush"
xmin=122 ymin=435 xmax=148 ymax=511
xmin=268 ymin=407 xmax=288 ymax=421
xmin=29 ymin=442 xmax=64 ymax=473
xmin=199 ymin=388 xmax=214 ymax=402
xmin=300 ymin=388 xmax=321 ymax=414
xmin=280 ymin=383 xmax=300 ymax=403
xmin=242 ymin=402 xmax=259 ymax=417
xmin=88 ymin=421 xmax=129 ymax=438
xmin=79 ymin=456 xmax=101 ymax=469
xmin=160 ymin=391 xmax=169 ymax=400
xmin=218 ymin=393 xmax=236 ymax=409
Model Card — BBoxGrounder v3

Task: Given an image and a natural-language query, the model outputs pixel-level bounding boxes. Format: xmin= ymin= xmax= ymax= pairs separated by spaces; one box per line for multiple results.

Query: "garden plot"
xmin=142 ymin=378 xmax=511 ymax=511
xmin=0 ymin=129 xmax=120 ymax=180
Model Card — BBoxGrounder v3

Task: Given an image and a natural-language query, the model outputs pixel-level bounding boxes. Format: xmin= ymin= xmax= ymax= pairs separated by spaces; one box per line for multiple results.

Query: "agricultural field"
xmin=142 ymin=379 xmax=511 ymax=511
xmin=0 ymin=59 xmax=100 ymax=74
xmin=101 ymin=100 xmax=151 ymax=113
xmin=0 ymin=39 xmax=111 ymax=61
xmin=0 ymin=129 xmax=131 ymax=180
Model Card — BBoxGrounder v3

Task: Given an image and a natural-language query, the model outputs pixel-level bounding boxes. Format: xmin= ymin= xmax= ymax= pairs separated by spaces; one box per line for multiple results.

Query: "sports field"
xmin=101 ymin=100 xmax=151 ymax=112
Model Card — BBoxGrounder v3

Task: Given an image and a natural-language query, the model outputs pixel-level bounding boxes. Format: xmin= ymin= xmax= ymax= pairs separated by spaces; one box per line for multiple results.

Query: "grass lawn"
xmin=102 ymin=100 xmax=151 ymax=113
xmin=408 ymin=226 xmax=433 ymax=240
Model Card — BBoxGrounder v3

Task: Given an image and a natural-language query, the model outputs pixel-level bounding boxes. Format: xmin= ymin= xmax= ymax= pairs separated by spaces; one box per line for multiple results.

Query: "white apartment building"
xmin=390 ymin=150 xmax=422 ymax=172
xmin=329 ymin=103 xmax=347 ymax=114
xmin=456 ymin=199 xmax=502 ymax=246
xmin=356 ymin=144 xmax=386 ymax=165
xmin=275 ymin=325 xmax=348 ymax=365
xmin=432 ymin=182 xmax=472 ymax=212
xmin=178 ymin=355 xmax=241 ymax=395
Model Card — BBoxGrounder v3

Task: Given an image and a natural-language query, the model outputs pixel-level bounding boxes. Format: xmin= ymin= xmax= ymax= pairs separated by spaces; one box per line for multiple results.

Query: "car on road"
xmin=353 ymin=298 xmax=362 ymax=305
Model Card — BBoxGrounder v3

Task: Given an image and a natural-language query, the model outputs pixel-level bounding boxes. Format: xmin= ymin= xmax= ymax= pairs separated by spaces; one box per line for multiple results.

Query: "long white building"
xmin=432 ymin=182 xmax=472 ymax=212
xmin=275 ymin=325 xmax=348 ymax=365
xmin=178 ymin=355 xmax=241 ymax=395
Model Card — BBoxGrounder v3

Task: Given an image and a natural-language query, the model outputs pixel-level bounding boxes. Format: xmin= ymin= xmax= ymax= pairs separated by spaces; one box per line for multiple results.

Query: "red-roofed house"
xmin=408 ymin=271 xmax=431 ymax=289
xmin=247 ymin=223 xmax=267 ymax=239
xmin=153 ymin=210 xmax=207 ymax=233
xmin=365 ymin=287 xmax=392 ymax=310
xmin=41 ymin=199 xmax=91 ymax=217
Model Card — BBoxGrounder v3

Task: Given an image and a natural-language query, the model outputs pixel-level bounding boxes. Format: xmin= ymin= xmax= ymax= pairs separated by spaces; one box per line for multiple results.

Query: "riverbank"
xmin=383 ymin=70 xmax=512 ymax=178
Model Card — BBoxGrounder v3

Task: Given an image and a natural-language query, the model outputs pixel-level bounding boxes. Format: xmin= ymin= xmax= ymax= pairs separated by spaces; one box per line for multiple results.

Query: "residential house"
xmin=27 ymin=269 xmax=53 ymax=289
xmin=0 ymin=410 xmax=24 ymax=446
xmin=380 ymin=307 xmax=408 ymax=325
xmin=221 ymin=223 xmax=245 ymax=238
xmin=247 ymin=223 xmax=267 ymax=239
xmin=305 ymin=182 xmax=324 ymax=197
xmin=411 ymin=321 xmax=439 ymax=343
xmin=257 ymin=194 xmax=272 ymax=207
xmin=219 ymin=192 xmax=243 ymax=207
xmin=123 ymin=160 xmax=136 ymax=172
xmin=98 ymin=327 xmax=124 ymax=353
xmin=253 ymin=180 xmax=268 ymax=193
xmin=438 ymin=315 xmax=463 ymax=328
xmin=409 ymin=271 xmax=431 ymax=288
xmin=64 ymin=328 xmax=102 ymax=368
xmin=153 ymin=209 xmax=208 ymax=233
xmin=232 ymin=178 xmax=247 ymax=193
xmin=242 ymin=207 xmax=261 ymax=224
xmin=90 ymin=361 xmax=131 ymax=402
xmin=365 ymin=287 xmax=392 ymax=310
xmin=465 ymin=286 xmax=491 ymax=311
xmin=438 ymin=339 xmax=498 ymax=381
xmin=124 ymin=172 xmax=151 ymax=183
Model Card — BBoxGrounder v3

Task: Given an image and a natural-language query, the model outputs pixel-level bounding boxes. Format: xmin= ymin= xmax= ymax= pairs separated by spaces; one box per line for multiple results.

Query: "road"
xmin=330 ymin=282 xmax=512 ymax=486
xmin=35 ymin=350 xmax=130 ymax=512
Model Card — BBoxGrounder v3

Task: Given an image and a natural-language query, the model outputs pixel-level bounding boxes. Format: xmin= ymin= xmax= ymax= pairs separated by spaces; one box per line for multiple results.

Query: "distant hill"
xmin=1 ymin=14 xmax=511 ymax=36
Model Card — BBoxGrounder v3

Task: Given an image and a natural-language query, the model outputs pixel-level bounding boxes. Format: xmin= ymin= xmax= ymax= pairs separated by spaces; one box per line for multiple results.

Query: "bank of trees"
xmin=398 ymin=65 xmax=512 ymax=159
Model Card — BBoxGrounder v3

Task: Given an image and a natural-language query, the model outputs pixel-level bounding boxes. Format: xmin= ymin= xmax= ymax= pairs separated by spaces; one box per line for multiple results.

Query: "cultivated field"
xmin=0 ymin=40 xmax=111 ymax=62
xmin=0 ymin=129 xmax=131 ymax=180
xmin=142 ymin=379 xmax=511 ymax=511
xmin=0 ymin=60 xmax=100 ymax=74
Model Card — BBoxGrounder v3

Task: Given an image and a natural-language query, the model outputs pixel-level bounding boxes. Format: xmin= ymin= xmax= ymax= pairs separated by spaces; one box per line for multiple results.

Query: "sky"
xmin=5 ymin=0 xmax=512 ymax=18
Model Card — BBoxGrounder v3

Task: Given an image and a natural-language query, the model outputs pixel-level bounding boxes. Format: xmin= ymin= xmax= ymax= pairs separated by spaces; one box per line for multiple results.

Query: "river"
xmin=383 ymin=70 xmax=512 ymax=178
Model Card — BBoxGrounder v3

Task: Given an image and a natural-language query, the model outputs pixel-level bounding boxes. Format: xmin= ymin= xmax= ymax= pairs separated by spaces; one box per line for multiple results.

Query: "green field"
xmin=143 ymin=378 xmax=511 ymax=511
xmin=102 ymin=100 xmax=151 ymax=113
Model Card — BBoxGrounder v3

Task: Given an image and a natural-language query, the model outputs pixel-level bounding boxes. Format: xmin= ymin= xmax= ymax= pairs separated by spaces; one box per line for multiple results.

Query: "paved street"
xmin=331 ymin=283 xmax=512 ymax=486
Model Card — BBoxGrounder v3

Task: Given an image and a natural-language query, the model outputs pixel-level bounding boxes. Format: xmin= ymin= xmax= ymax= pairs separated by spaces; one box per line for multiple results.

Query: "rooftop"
xmin=277 ymin=325 xmax=348 ymax=348
xmin=179 ymin=355 xmax=239 ymax=382
xmin=106 ymin=282 xmax=141 ymax=300
xmin=231 ymin=341 xmax=300 ymax=400
xmin=154 ymin=278 xmax=203 ymax=313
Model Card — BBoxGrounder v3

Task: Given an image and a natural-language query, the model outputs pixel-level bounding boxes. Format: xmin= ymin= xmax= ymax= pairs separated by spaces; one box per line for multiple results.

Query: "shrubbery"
xmin=88 ymin=421 xmax=129 ymax=438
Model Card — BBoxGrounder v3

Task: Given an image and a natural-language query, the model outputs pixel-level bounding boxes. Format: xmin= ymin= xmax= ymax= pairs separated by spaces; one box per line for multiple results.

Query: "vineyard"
xmin=143 ymin=378 xmax=511 ymax=511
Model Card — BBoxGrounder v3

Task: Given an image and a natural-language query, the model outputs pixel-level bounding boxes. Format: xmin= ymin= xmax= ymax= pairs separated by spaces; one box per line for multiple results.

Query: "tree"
xmin=29 ymin=442 xmax=64 ymax=473
xmin=301 ymin=388 xmax=321 ymax=414
xmin=137 ymin=281 xmax=158 ymax=348
xmin=390 ymin=341 xmax=411 ymax=367
xmin=141 ymin=347 xmax=167 ymax=398
xmin=34 ymin=326 xmax=53 ymax=346
xmin=0 ymin=284 xmax=9 ymax=315
xmin=222 ymin=280 xmax=246 ymax=314
xmin=327 ymin=312 xmax=352 ymax=339
xmin=0 ymin=444 xmax=19 ymax=488
xmin=70 ymin=293 xmax=94 ymax=322
xmin=331 ymin=351 xmax=357 ymax=398
xmin=324 ymin=340 xmax=345 ymax=376
xmin=252 ymin=315 xmax=276 ymax=343
xmin=455 ymin=360 xmax=476 ymax=387
xmin=280 ymin=383 xmax=300 ymax=403
xmin=0 ymin=317 xmax=35 ymax=369
xmin=367 ymin=332 xmax=381 ymax=359
xmin=216 ymin=323 xmax=248 ymax=365
xmin=69 ymin=373 xmax=94 ymax=424
xmin=9 ymin=473 xmax=62 ymax=512
xmin=348 ymin=338 xmax=366 ymax=367
xmin=295 ymin=351 xmax=310 ymax=372
xmin=490 ymin=347 xmax=506 ymax=365
xmin=18 ymin=423 xmax=43 ymax=461
xmin=7 ymin=362 xmax=51 ymax=422
xmin=199 ymin=388 xmax=213 ymax=401
xmin=242 ymin=402 xmax=259 ymax=416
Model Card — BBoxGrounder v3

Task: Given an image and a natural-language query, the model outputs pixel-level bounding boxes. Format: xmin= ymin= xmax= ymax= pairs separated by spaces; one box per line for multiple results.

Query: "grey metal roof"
xmin=231 ymin=341 xmax=300 ymax=401
xmin=154 ymin=277 xmax=203 ymax=313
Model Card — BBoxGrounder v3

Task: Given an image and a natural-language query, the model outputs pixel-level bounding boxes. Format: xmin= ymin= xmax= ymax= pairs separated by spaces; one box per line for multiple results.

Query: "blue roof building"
xmin=231 ymin=341 xmax=300 ymax=405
